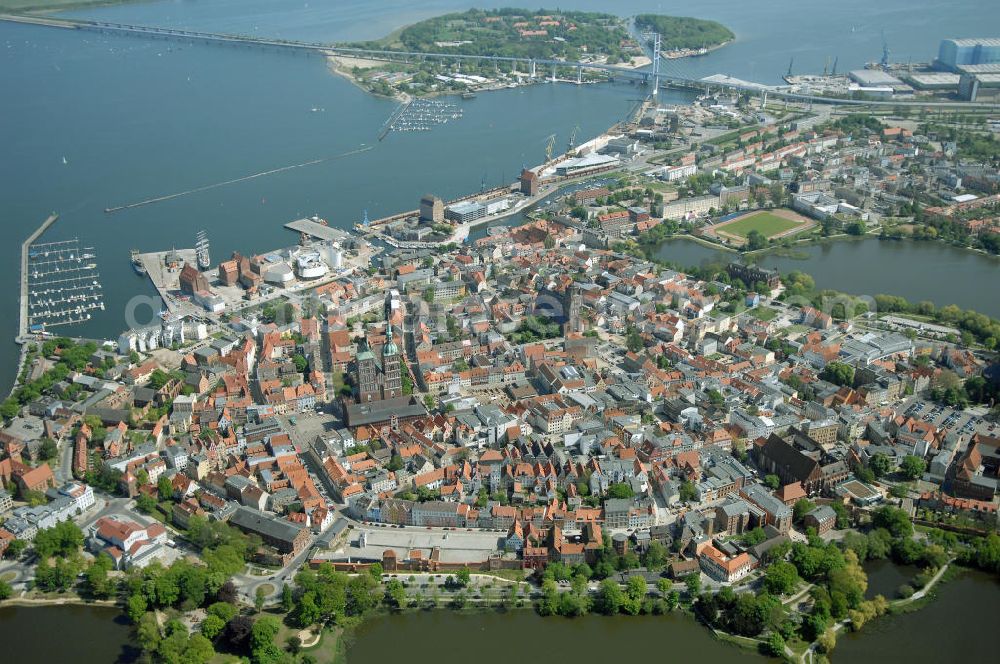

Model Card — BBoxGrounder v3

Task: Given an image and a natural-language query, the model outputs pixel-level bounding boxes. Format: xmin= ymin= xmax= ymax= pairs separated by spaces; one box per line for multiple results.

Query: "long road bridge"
xmin=5 ymin=13 xmax=1000 ymax=109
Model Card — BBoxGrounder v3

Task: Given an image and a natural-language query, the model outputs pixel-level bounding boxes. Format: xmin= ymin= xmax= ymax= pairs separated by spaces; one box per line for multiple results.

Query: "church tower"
xmin=381 ymin=323 xmax=402 ymax=399
xmin=356 ymin=339 xmax=379 ymax=402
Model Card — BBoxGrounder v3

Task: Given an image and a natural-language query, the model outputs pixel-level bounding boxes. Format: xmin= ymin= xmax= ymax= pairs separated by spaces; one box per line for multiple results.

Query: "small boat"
xmin=130 ymin=249 xmax=146 ymax=275
xmin=462 ymin=92 xmax=477 ymax=100
xmin=62 ymin=156 xmax=68 ymax=165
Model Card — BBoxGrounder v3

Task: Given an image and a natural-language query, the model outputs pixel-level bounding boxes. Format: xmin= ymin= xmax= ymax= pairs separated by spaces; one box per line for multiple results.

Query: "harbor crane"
xmin=567 ymin=125 xmax=580 ymax=153
xmin=544 ymin=133 xmax=557 ymax=162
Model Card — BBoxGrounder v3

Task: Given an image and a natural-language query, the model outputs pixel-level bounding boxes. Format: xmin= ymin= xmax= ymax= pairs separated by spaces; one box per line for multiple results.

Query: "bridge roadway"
xmin=3 ymin=13 xmax=999 ymax=110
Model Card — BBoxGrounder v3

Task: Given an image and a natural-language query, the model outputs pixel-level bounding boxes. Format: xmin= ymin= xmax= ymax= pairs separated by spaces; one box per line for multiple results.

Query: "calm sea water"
xmin=2 ymin=0 xmax=997 ymax=391
xmin=1 ymin=6 xmax=675 ymax=386
xmin=60 ymin=0 xmax=999 ymax=84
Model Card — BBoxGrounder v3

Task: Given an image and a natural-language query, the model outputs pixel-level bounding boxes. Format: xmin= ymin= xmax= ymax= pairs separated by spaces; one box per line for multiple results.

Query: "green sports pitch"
xmin=716 ymin=211 xmax=805 ymax=239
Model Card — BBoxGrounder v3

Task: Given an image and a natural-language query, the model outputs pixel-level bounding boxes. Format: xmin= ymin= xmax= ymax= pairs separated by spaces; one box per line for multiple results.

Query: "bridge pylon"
xmin=652 ymin=32 xmax=661 ymax=97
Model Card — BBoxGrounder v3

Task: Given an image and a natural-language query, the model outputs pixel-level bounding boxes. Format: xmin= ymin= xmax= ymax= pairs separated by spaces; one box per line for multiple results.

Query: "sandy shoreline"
xmin=620 ymin=55 xmax=652 ymax=70
xmin=661 ymin=39 xmax=733 ymax=61
xmin=324 ymin=53 xmax=411 ymax=103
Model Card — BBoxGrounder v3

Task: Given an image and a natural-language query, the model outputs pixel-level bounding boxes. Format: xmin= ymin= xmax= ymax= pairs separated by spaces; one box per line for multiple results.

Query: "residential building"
xmin=699 ymin=544 xmax=753 ymax=583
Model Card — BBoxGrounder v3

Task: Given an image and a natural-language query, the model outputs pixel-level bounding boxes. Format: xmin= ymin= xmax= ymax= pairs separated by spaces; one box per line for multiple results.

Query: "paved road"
xmin=232 ymin=537 xmax=322 ymax=605
xmin=78 ymin=496 xmax=137 ymax=531
xmin=56 ymin=436 xmax=74 ymax=484
xmin=0 ymin=556 xmax=36 ymax=592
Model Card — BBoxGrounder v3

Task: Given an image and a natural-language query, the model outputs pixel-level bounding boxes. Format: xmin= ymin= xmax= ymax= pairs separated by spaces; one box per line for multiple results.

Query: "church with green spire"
xmin=356 ymin=322 xmax=402 ymax=402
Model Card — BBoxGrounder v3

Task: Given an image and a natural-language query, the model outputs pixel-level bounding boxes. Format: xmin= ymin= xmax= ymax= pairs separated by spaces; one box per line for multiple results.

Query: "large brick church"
xmin=356 ymin=323 xmax=402 ymax=402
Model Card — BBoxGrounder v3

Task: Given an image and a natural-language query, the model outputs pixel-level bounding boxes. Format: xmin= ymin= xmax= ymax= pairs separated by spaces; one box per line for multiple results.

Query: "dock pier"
xmin=19 ymin=214 xmax=59 ymax=341
xmin=11 ymin=213 xmax=58 ymax=396
xmin=138 ymin=248 xmax=198 ymax=315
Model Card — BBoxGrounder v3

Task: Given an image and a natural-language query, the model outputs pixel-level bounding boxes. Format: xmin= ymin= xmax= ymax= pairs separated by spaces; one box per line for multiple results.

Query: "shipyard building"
xmin=937 ymin=38 xmax=1000 ymax=70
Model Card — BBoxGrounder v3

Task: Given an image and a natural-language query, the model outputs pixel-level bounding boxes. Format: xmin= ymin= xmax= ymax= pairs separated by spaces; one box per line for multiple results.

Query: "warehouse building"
xmin=230 ymin=506 xmax=311 ymax=557
xmin=902 ymin=72 xmax=960 ymax=90
xmin=554 ymin=153 xmax=619 ymax=177
xmin=848 ymin=69 xmax=903 ymax=87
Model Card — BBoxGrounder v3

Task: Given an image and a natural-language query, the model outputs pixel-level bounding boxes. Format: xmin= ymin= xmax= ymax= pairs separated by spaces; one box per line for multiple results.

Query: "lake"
xmin=0 ymin=603 xmax=139 ymax=663
xmin=327 ymin=609 xmax=767 ymax=663
xmin=863 ymin=558 xmax=921 ymax=600
xmin=8 ymin=568 xmax=995 ymax=664
xmin=835 ymin=569 xmax=1000 ymax=663
xmin=653 ymin=237 xmax=1000 ymax=318
xmin=348 ymin=570 xmax=1000 ymax=664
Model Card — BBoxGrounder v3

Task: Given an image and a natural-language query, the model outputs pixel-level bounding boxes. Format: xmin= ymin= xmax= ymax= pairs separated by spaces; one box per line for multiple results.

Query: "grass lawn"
xmin=478 ymin=569 xmax=528 ymax=583
xmin=208 ymin=654 xmax=243 ymax=664
xmin=879 ymin=311 xmax=934 ymax=323
xmin=330 ymin=371 xmax=350 ymax=398
xmin=786 ymin=637 xmax=811 ymax=658
xmin=719 ymin=212 xmax=803 ymax=239
xmin=707 ymin=127 xmax=749 ymax=146
xmin=648 ymin=181 xmax=679 ymax=194
xmin=301 ymin=626 xmax=344 ymax=664
xmin=749 ymin=306 xmax=778 ymax=322
xmin=272 ymin=617 xmax=343 ymax=664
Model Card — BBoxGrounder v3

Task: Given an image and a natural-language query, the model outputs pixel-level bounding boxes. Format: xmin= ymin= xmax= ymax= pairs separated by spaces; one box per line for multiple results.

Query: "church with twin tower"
xmin=356 ymin=323 xmax=402 ymax=403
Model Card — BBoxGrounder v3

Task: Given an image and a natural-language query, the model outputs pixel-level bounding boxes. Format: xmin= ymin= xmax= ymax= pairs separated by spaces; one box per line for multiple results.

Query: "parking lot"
xmin=280 ymin=413 xmax=343 ymax=506
xmin=903 ymin=399 xmax=996 ymax=437
xmin=283 ymin=410 xmax=342 ymax=445
xmin=596 ymin=341 xmax=627 ymax=373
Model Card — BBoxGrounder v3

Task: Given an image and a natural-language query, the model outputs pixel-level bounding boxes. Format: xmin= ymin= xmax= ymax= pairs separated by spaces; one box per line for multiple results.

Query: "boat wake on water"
xmin=103 ymin=145 xmax=375 ymax=214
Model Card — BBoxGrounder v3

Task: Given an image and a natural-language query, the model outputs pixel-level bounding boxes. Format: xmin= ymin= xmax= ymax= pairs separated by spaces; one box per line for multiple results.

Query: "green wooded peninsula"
xmin=348 ymin=9 xmax=734 ymax=65
xmin=634 ymin=14 xmax=735 ymax=51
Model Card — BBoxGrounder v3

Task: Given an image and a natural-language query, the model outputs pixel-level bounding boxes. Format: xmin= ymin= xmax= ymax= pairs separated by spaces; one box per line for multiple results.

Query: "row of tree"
xmin=538 ymin=574 xmax=680 ymax=617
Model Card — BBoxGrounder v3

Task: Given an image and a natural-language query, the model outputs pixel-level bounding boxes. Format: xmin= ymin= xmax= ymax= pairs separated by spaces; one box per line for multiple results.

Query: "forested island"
xmin=352 ymin=9 xmax=641 ymax=63
xmin=634 ymin=14 xmax=735 ymax=52
xmin=332 ymin=9 xmax=734 ymax=99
